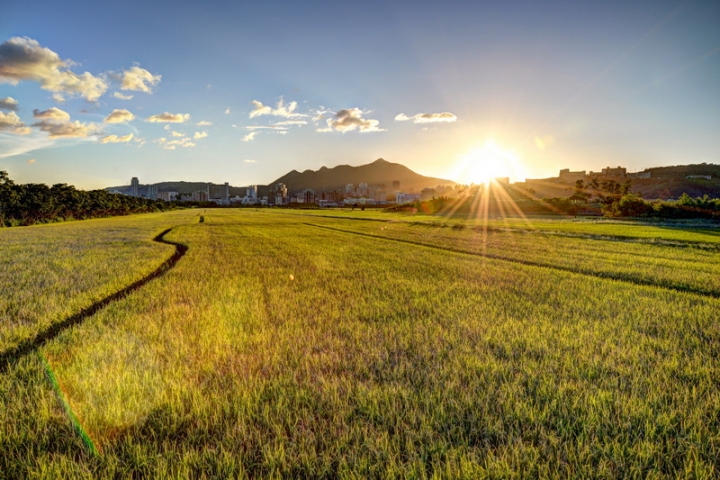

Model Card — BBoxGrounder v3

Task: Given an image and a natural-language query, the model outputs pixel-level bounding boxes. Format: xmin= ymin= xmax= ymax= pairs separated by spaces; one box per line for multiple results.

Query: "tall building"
xmin=303 ymin=188 xmax=315 ymax=204
xmin=273 ymin=183 xmax=288 ymax=205
xmin=147 ymin=185 xmax=158 ymax=199
xmin=130 ymin=177 xmax=139 ymax=197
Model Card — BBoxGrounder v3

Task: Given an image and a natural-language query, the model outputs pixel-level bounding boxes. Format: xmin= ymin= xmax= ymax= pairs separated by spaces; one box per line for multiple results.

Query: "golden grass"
xmin=1 ymin=209 xmax=718 ymax=477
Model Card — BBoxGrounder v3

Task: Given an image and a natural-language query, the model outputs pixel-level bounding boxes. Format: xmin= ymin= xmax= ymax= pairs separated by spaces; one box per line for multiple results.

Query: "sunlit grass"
xmin=1 ymin=209 xmax=719 ymax=477
xmin=0 ymin=210 xmax=198 ymax=352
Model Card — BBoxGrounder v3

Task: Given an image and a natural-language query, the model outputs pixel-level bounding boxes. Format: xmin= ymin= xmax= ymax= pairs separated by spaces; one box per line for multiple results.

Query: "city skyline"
xmin=1 ymin=0 xmax=719 ymax=189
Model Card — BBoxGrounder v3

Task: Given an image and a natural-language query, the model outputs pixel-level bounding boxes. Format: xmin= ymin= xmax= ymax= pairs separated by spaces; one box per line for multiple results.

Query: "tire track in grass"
xmin=305 ymin=223 xmax=720 ymax=300
xmin=0 ymin=227 xmax=188 ymax=374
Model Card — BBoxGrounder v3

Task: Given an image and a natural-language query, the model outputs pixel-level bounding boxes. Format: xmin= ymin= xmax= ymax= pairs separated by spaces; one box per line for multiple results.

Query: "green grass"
xmin=0 ymin=210 xmax=198 ymax=353
xmin=1 ymin=209 xmax=719 ymax=478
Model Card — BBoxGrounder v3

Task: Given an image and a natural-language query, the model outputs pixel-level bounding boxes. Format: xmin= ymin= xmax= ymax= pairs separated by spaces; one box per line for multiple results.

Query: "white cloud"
xmin=225 ymin=107 xmax=231 ymax=114
xmin=26 ymin=105 xmax=100 ymax=138
xmin=243 ymin=159 xmax=257 ymax=163
xmin=104 ymin=108 xmax=135 ymax=124
xmin=193 ymin=131 xmax=207 ymax=139
xmin=242 ymin=131 xmax=257 ymax=142
xmin=170 ymin=131 xmax=184 ymax=137
xmin=0 ymin=37 xmax=108 ymax=101
xmin=0 ymin=111 xmax=30 ymax=134
xmin=117 ymin=65 xmax=161 ymax=93
xmin=52 ymin=93 xmax=65 ymax=103
xmin=33 ymin=107 xmax=71 ymax=122
xmin=394 ymin=112 xmax=457 ymax=123
xmin=112 ymin=92 xmax=133 ymax=100
xmin=156 ymin=136 xmax=196 ymax=150
xmin=0 ymin=96 xmax=19 ymax=111
xmin=27 ymin=158 xmax=36 ymax=164
xmin=100 ymin=133 xmax=134 ymax=143
xmin=319 ymin=108 xmax=384 ymax=133
xmin=197 ymin=120 xmax=212 ymax=126
xmin=249 ymin=98 xmax=306 ymax=119
xmin=145 ymin=112 xmax=190 ymax=123
xmin=33 ymin=119 xmax=99 ymax=138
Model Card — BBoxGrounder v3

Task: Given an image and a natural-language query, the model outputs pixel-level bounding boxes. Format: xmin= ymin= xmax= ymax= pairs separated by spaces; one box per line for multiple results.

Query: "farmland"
xmin=1 ymin=209 xmax=719 ymax=478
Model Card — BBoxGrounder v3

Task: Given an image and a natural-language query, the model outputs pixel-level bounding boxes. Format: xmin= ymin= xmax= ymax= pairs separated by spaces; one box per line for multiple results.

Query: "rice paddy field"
xmin=1 ymin=209 xmax=719 ymax=478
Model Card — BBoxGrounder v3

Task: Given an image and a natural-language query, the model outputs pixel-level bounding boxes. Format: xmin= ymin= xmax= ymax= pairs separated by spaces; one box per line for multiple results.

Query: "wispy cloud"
xmin=155 ymin=136 xmax=196 ymax=150
xmin=225 ymin=107 xmax=231 ymax=114
xmin=394 ymin=112 xmax=457 ymax=123
xmin=193 ymin=131 xmax=208 ymax=139
xmin=318 ymin=108 xmax=384 ymax=133
xmin=0 ymin=130 xmax=54 ymax=157
xmin=100 ymin=133 xmax=134 ymax=143
xmin=145 ymin=112 xmax=190 ymax=123
xmin=26 ymin=158 xmax=36 ymax=164
xmin=0 ymin=37 xmax=108 ymax=101
xmin=249 ymin=98 xmax=306 ymax=119
xmin=197 ymin=120 xmax=212 ymax=126
xmin=112 ymin=92 xmax=133 ymax=100
xmin=170 ymin=131 xmax=184 ymax=137
xmin=242 ymin=131 xmax=257 ymax=142
xmin=104 ymin=108 xmax=135 ymax=124
xmin=274 ymin=120 xmax=307 ymax=126
xmin=245 ymin=125 xmax=287 ymax=131
xmin=243 ymin=159 xmax=257 ymax=163
xmin=0 ymin=96 xmax=19 ymax=111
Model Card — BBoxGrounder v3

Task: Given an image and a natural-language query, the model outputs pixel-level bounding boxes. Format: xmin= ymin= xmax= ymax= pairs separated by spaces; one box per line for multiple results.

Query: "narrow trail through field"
xmin=306 ymin=223 xmax=720 ymax=300
xmin=0 ymin=228 xmax=188 ymax=374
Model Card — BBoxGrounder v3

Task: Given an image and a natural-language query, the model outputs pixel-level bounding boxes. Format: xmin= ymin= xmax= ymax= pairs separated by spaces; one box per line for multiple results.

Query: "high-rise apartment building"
xmin=130 ymin=177 xmax=139 ymax=197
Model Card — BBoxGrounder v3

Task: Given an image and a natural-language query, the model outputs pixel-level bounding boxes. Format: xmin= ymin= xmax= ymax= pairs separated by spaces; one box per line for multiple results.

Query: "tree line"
xmin=543 ymin=179 xmax=720 ymax=219
xmin=408 ymin=179 xmax=720 ymax=220
xmin=0 ymin=171 xmax=178 ymax=227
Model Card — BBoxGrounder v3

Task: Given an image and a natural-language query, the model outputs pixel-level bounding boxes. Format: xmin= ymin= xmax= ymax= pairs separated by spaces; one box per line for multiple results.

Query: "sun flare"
xmin=453 ymin=140 xmax=525 ymax=185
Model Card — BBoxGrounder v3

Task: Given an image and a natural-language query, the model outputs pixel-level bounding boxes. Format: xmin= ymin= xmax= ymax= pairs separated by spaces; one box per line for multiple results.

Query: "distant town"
xmin=111 ymin=162 xmax=716 ymax=207
xmin=111 ymin=177 xmax=462 ymax=207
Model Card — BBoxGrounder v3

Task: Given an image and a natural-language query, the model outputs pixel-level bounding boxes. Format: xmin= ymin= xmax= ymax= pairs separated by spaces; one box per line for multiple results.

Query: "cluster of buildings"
xmin=552 ymin=166 xmax=652 ymax=184
xmin=120 ymin=178 xmax=456 ymax=207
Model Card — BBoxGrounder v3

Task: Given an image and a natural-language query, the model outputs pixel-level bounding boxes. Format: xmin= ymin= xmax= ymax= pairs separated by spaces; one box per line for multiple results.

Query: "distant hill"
xmin=106 ymin=181 xmax=247 ymax=197
xmin=105 ymin=159 xmax=454 ymax=197
xmin=633 ymin=164 xmax=720 ymax=199
xmin=513 ymin=163 xmax=720 ymax=200
xmin=269 ymin=158 xmax=455 ymax=192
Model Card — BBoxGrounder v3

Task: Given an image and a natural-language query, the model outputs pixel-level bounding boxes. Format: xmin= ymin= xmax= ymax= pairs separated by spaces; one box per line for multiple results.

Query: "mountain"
xmin=269 ymin=158 xmax=455 ymax=192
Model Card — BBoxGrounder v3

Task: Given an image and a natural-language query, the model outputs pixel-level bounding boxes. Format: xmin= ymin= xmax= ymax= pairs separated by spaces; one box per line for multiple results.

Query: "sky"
xmin=1 ymin=0 xmax=719 ymax=189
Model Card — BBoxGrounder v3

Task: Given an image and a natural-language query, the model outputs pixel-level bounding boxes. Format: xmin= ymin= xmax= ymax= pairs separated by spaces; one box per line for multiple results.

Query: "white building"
xmin=395 ymin=193 xmax=420 ymax=204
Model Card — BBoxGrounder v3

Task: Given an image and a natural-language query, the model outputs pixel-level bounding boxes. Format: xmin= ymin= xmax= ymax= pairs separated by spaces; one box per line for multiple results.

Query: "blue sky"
xmin=1 ymin=0 xmax=719 ymax=188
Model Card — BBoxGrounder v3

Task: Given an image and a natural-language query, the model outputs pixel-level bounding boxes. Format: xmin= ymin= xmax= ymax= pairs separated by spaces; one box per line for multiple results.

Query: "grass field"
xmin=1 ymin=209 xmax=719 ymax=478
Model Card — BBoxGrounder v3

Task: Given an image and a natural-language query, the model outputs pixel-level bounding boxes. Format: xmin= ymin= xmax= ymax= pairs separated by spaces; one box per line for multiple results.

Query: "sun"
xmin=453 ymin=140 xmax=525 ymax=185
